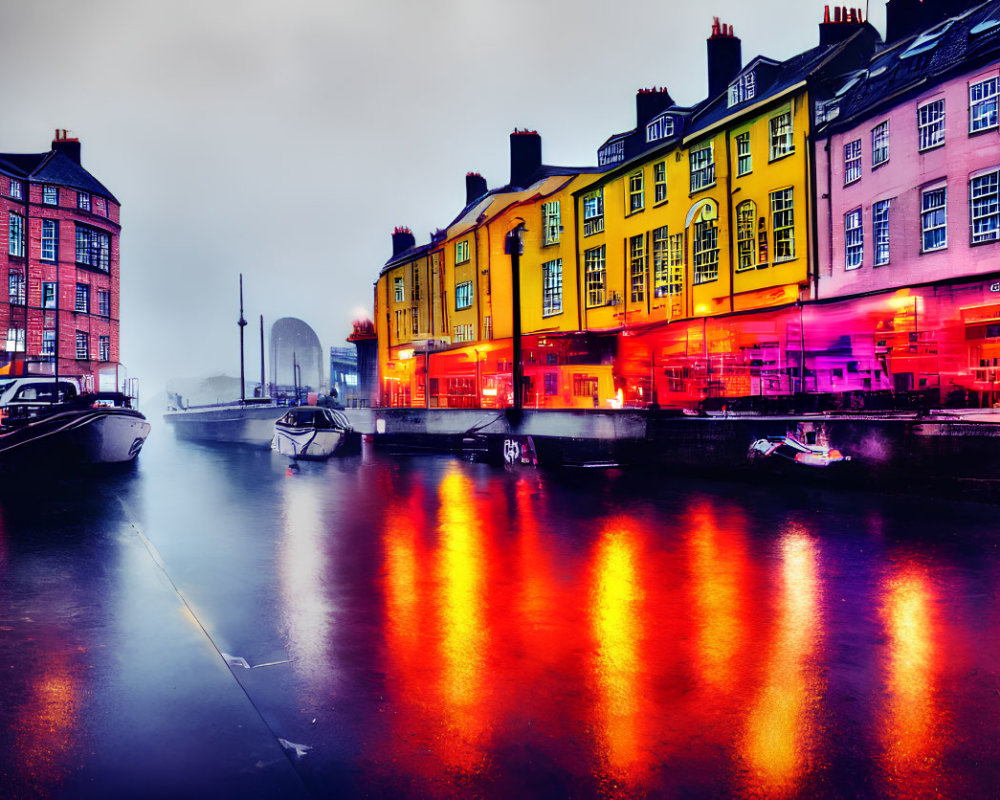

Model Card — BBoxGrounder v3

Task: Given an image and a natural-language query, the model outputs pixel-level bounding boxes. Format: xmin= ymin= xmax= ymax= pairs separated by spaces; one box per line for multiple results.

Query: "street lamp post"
xmin=505 ymin=222 xmax=526 ymax=420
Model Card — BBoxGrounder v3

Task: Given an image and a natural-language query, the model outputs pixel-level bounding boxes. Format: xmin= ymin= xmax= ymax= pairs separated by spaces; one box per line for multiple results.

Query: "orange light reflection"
xmin=879 ymin=561 xmax=946 ymax=797
xmin=741 ymin=531 xmax=824 ymax=797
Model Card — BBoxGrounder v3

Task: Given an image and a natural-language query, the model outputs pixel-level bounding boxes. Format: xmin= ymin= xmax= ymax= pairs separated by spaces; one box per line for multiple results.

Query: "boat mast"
xmin=238 ymin=274 xmax=247 ymax=402
xmin=259 ymin=314 xmax=265 ymax=397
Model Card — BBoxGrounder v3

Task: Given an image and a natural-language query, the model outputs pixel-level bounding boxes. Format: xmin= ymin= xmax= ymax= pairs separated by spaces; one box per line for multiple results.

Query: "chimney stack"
xmin=819 ymin=5 xmax=867 ymax=45
xmin=509 ymin=129 xmax=542 ymax=189
xmin=465 ymin=172 xmax=488 ymax=206
xmin=635 ymin=87 xmax=674 ymax=128
xmin=52 ymin=128 xmax=81 ymax=165
xmin=391 ymin=226 xmax=415 ymax=258
xmin=707 ymin=19 xmax=742 ymax=99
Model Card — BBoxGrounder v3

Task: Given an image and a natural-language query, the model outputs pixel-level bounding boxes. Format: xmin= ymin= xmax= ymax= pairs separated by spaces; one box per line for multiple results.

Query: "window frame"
xmin=689 ymin=143 xmax=715 ymax=193
xmin=42 ymin=282 xmax=57 ymax=309
xmin=541 ymin=201 xmax=561 ymax=245
xmin=917 ymin=98 xmax=946 ymax=151
xmin=770 ymin=188 xmax=796 ymax=263
xmin=542 ymin=258 xmax=563 ymax=316
xmin=844 ymin=139 xmax=862 ymax=185
xmin=75 ymin=331 xmax=89 ymax=360
xmin=8 ymin=212 xmax=24 ymax=257
xmin=393 ymin=276 xmax=405 ymax=303
xmin=970 ymin=169 xmax=1000 ymax=245
xmin=582 ymin=190 xmax=604 ymax=236
xmin=454 ymin=280 xmax=473 ymax=310
xmin=629 ymin=233 xmax=646 ymax=302
xmin=75 ymin=283 xmax=90 ymax=314
xmin=736 ymin=131 xmax=752 ymax=176
xmin=653 ymin=161 xmax=667 ymax=204
xmin=769 ymin=110 xmax=794 ymax=161
xmin=97 ymin=289 xmax=111 ymax=317
xmin=628 ymin=171 xmax=644 ymax=213
xmin=8 ymin=270 xmax=25 ymax=305
xmin=41 ymin=219 xmax=58 ymax=262
xmin=871 ymin=120 xmax=890 ymax=167
xmin=970 ymin=75 xmax=999 ymax=133
xmin=735 ymin=200 xmax=757 ymax=272
xmin=873 ymin=199 xmax=891 ymax=266
xmin=920 ymin=184 xmax=948 ymax=252
xmin=78 ymin=191 xmax=91 ymax=211
xmin=584 ymin=245 xmax=606 ymax=308
xmin=845 ymin=208 xmax=864 ymax=270
xmin=455 ymin=239 xmax=470 ymax=265
xmin=692 ymin=202 xmax=720 ymax=285
xmin=98 ymin=335 xmax=111 ymax=362
xmin=42 ymin=185 xmax=58 ymax=206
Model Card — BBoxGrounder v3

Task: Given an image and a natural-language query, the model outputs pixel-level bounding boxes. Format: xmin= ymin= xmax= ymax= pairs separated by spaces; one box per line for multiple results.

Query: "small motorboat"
xmin=748 ymin=434 xmax=850 ymax=468
xmin=272 ymin=406 xmax=352 ymax=460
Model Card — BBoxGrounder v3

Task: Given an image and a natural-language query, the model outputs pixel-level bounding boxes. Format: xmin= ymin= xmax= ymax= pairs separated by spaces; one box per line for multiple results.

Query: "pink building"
xmin=816 ymin=2 xmax=1000 ymax=297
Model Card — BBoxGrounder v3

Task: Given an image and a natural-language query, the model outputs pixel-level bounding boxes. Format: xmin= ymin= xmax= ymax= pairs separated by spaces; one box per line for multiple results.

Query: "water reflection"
xmin=589 ymin=518 xmax=652 ymax=789
xmin=879 ymin=558 xmax=945 ymax=797
xmin=741 ymin=529 xmax=824 ymax=797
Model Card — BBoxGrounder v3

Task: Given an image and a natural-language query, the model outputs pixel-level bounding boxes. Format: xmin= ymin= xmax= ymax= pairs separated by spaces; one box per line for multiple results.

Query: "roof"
xmin=0 ymin=149 xmax=118 ymax=203
xmin=690 ymin=24 xmax=881 ymax=137
xmin=819 ymin=0 xmax=1000 ymax=132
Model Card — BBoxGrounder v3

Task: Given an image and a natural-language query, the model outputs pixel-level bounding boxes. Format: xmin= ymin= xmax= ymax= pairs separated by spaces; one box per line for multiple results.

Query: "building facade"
xmin=375 ymin=0 xmax=1000 ymax=411
xmin=0 ymin=131 xmax=121 ymax=390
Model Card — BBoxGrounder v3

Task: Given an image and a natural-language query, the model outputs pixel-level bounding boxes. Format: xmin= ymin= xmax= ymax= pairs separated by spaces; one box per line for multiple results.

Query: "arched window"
xmin=736 ymin=200 xmax=757 ymax=272
xmin=690 ymin=200 xmax=719 ymax=284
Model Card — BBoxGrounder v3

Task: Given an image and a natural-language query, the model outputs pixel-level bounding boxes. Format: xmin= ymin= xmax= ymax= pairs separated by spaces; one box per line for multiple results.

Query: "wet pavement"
xmin=2 ymin=432 xmax=1000 ymax=798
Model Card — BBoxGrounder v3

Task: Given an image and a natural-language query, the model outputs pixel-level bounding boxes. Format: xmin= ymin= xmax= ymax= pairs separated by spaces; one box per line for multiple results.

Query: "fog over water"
xmin=0 ymin=0 xmax=887 ymax=395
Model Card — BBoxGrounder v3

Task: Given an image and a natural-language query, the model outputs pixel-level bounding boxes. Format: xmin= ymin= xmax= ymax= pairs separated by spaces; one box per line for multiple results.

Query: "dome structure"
xmin=268 ymin=317 xmax=324 ymax=394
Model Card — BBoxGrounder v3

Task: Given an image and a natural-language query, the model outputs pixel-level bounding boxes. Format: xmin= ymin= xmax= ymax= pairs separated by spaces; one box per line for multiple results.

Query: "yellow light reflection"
xmin=590 ymin=522 xmax=648 ymax=782
xmin=880 ymin=563 xmax=943 ymax=795
xmin=436 ymin=466 xmax=490 ymax=770
xmin=742 ymin=532 xmax=823 ymax=797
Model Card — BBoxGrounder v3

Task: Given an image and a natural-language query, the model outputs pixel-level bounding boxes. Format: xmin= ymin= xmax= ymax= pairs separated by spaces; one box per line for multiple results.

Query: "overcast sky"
xmin=0 ymin=0 xmax=888 ymax=394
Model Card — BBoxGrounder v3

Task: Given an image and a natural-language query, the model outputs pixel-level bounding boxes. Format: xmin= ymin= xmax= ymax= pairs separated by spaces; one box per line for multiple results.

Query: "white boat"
xmin=163 ymin=274 xmax=284 ymax=447
xmin=163 ymin=398 xmax=285 ymax=447
xmin=0 ymin=377 xmax=150 ymax=466
xmin=272 ymin=406 xmax=352 ymax=460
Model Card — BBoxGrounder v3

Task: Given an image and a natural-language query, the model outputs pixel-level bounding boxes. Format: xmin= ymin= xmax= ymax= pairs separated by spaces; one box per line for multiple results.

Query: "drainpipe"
xmin=506 ymin=221 xmax=526 ymax=420
xmin=725 ymin=129 xmax=735 ymax=313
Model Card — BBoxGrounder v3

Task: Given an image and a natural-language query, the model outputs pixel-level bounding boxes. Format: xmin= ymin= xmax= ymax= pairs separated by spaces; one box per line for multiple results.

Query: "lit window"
xmin=8 ymin=213 xmax=24 ymax=257
xmin=970 ymin=76 xmax=999 ymax=133
xmin=971 ymin=170 xmax=1000 ymax=244
xmin=689 ymin=143 xmax=715 ymax=192
xmin=585 ymin=245 xmax=606 ymax=307
xmin=873 ymin=199 xmax=891 ymax=265
xmin=393 ymin=276 xmax=404 ymax=302
xmin=8 ymin=270 xmax=24 ymax=305
xmin=736 ymin=201 xmax=757 ymax=271
xmin=628 ymin=171 xmax=644 ymax=213
xmin=736 ymin=132 xmax=751 ymax=176
xmin=770 ymin=188 xmax=795 ymax=262
xmin=75 ymin=283 xmax=90 ymax=313
xmin=41 ymin=220 xmax=57 ymax=261
xmin=453 ymin=323 xmax=475 ymax=343
xmin=692 ymin=202 xmax=719 ymax=284
xmin=542 ymin=258 xmax=562 ymax=316
xmin=455 ymin=240 xmax=469 ymax=264
xmin=653 ymin=161 xmax=667 ymax=203
xmin=844 ymin=139 xmax=862 ymax=184
xmin=583 ymin=190 xmax=604 ymax=236
xmin=455 ymin=281 xmax=473 ymax=310
xmin=629 ymin=234 xmax=645 ymax=302
xmin=75 ymin=331 xmax=89 ymax=360
xmin=652 ymin=226 xmax=669 ymax=297
xmin=921 ymin=186 xmax=947 ymax=252
xmin=845 ymin=208 xmax=863 ymax=269
xmin=42 ymin=185 xmax=58 ymax=205
xmin=917 ymin=99 xmax=946 ymax=151
xmin=6 ymin=328 xmax=25 ymax=352
xmin=871 ymin=121 xmax=889 ymax=166
xmin=78 ymin=191 xmax=91 ymax=211
xmin=541 ymin=201 xmax=561 ymax=245
xmin=98 ymin=335 xmax=110 ymax=361
xmin=769 ymin=111 xmax=794 ymax=160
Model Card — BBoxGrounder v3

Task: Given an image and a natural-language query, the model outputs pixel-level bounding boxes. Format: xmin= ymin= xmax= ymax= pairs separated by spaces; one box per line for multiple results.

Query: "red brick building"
xmin=0 ymin=131 xmax=121 ymax=391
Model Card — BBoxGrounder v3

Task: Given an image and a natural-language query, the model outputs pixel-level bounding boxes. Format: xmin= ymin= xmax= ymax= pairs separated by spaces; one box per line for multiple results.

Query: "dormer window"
xmin=727 ymin=71 xmax=756 ymax=108
xmin=646 ymin=114 xmax=675 ymax=143
xmin=598 ymin=139 xmax=625 ymax=167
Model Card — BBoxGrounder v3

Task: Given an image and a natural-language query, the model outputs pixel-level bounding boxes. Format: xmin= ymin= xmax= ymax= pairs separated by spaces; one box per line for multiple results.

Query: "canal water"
xmin=1 ymin=432 xmax=999 ymax=798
